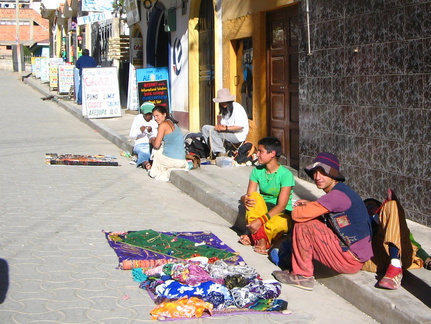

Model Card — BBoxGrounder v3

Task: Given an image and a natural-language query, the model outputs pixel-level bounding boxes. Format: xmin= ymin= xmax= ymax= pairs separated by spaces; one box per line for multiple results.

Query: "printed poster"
xmin=58 ymin=64 xmax=75 ymax=94
xmin=82 ymin=67 xmax=122 ymax=119
xmin=136 ymin=67 xmax=170 ymax=110
xmin=48 ymin=58 xmax=65 ymax=90
xmin=127 ymin=63 xmax=139 ymax=111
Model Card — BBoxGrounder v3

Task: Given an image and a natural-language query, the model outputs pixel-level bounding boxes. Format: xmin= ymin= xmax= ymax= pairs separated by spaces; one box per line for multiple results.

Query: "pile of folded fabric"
xmin=105 ymin=230 xmax=288 ymax=320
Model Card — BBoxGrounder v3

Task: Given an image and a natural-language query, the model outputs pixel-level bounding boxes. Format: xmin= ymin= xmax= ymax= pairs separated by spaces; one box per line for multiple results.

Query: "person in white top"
xmin=129 ymin=102 xmax=158 ymax=168
xmin=201 ymin=88 xmax=249 ymax=157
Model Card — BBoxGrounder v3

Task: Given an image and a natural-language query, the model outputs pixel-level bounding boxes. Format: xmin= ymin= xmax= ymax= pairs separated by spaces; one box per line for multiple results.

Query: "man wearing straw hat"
xmin=202 ymin=88 xmax=249 ymax=158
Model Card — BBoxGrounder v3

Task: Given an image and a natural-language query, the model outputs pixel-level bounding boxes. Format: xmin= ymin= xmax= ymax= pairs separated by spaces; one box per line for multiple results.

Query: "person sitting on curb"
xmin=362 ymin=193 xmax=427 ymax=290
xmin=272 ymin=152 xmax=373 ymax=291
xmin=201 ymin=88 xmax=249 ymax=158
xmin=128 ymin=102 xmax=158 ymax=169
xmin=240 ymin=136 xmax=295 ymax=255
xmin=148 ymin=105 xmax=189 ymax=182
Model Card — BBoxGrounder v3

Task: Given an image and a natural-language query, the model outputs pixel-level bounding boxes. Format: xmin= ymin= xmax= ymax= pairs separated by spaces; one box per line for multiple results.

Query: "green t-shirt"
xmin=250 ymin=164 xmax=295 ymax=211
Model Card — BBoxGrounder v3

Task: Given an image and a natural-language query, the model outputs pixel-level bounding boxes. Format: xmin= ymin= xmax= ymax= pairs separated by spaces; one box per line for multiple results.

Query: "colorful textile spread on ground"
xmin=45 ymin=153 xmax=119 ymax=166
xmin=105 ymin=230 xmax=288 ymax=319
xmin=105 ymin=230 xmax=244 ymax=268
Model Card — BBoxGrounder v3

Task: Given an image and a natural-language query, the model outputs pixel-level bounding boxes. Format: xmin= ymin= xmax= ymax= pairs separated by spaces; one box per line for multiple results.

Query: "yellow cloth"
xmin=245 ymin=191 xmax=292 ymax=244
xmin=362 ymin=199 xmax=423 ymax=273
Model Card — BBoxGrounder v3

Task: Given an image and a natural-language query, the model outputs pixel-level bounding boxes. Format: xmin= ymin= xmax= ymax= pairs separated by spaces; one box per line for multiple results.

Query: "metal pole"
xmin=306 ymin=0 xmax=312 ymax=56
xmin=15 ymin=0 xmax=22 ymax=75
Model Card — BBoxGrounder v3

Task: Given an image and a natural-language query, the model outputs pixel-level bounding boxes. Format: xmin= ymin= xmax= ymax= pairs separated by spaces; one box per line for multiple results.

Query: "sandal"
xmin=239 ymin=235 xmax=252 ymax=246
xmin=253 ymin=246 xmax=269 ymax=255
xmin=253 ymin=238 xmax=270 ymax=255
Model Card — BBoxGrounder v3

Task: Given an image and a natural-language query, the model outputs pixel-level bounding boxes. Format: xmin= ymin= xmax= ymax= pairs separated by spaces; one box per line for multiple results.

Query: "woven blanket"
xmin=105 ymin=230 xmax=289 ymax=319
xmin=105 ymin=230 xmax=244 ymax=268
xmin=45 ymin=153 xmax=119 ymax=166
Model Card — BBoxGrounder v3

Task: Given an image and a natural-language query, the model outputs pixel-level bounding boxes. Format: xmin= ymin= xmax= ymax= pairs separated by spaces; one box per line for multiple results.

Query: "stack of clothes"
xmin=105 ymin=230 xmax=288 ymax=320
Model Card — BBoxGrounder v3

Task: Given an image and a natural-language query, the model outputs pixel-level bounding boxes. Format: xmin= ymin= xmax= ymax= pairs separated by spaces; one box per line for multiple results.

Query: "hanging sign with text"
xmin=136 ymin=67 xmax=170 ymax=110
xmin=82 ymin=67 xmax=122 ymax=119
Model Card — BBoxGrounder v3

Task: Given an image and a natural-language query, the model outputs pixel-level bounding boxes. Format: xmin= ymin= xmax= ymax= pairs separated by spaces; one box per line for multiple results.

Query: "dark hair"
xmin=82 ymin=49 xmax=90 ymax=56
xmin=152 ymin=105 xmax=178 ymax=124
xmin=364 ymin=198 xmax=382 ymax=207
xmin=258 ymin=136 xmax=282 ymax=158
xmin=219 ymin=102 xmax=233 ymax=118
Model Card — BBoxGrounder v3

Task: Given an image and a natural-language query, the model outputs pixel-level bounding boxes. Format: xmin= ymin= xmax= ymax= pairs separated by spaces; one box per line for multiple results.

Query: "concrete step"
xmin=171 ymin=166 xmax=431 ymax=324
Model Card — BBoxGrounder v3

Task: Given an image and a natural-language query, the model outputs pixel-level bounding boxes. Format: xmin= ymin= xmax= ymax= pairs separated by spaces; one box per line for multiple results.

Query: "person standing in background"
xmin=75 ymin=49 xmax=97 ymax=105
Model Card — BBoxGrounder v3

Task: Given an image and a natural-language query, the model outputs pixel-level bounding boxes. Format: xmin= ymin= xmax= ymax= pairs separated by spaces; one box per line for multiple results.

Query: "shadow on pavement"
xmin=0 ymin=258 xmax=9 ymax=304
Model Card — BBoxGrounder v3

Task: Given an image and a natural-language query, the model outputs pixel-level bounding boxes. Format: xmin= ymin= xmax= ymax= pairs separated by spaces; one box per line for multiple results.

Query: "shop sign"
xmin=82 ymin=67 xmax=122 ymax=119
xmin=136 ymin=67 xmax=170 ymax=109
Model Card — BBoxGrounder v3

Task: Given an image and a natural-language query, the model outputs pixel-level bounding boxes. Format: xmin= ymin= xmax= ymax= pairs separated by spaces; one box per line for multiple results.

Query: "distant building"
xmin=0 ymin=0 xmax=49 ymax=57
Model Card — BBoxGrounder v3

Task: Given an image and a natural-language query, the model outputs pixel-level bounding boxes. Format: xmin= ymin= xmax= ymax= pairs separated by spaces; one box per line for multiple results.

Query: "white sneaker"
xmin=129 ymin=157 xmax=137 ymax=165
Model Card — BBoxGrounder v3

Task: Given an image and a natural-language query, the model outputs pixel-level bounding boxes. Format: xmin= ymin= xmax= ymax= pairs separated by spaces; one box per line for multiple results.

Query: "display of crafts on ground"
xmin=105 ymin=230 xmax=289 ymax=320
xmin=45 ymin=153 xmax=119 ymax=166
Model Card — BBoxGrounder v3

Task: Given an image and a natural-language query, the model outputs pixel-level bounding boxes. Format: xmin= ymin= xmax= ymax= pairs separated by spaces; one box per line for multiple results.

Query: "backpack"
xmin=233 ymin=141 xmax=256 ymax=164
xmin=184 ymin=132 xmax=210 ymax=159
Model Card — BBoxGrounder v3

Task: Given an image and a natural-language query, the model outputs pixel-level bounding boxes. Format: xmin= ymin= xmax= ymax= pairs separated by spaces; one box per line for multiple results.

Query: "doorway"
xmin=267 ymin=5 xmax=299 ymax=169
xmin=197 ymin=0 xmax=215 ymax=127
xmin=147 ymin=3 xmax=169 ymax=68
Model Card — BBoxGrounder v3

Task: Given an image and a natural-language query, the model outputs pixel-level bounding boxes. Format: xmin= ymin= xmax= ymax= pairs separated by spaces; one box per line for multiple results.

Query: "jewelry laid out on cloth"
xmin=105 ymin=230 xmax=242 ymax=266
xmin=104 ymin=230 xmax=290 ymax=320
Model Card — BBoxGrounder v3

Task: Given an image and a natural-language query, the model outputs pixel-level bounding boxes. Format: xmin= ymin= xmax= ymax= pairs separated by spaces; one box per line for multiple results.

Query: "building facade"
xmin=38 ymin=0 xmax=430 ymax=227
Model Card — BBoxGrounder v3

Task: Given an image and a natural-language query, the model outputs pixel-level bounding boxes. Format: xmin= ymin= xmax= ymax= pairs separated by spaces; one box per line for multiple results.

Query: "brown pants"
xmin=362 ymin=200 xmax=423 ymax=273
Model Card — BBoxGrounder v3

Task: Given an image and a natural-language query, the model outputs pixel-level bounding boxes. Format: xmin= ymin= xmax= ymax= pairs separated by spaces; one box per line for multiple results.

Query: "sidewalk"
xmin=24 ymin=74 xmax=431 ymax=323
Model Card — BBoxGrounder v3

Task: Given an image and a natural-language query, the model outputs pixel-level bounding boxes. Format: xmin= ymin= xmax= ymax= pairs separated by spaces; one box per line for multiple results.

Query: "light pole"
xmin=15 ymin=0 xmax=22 ymax=75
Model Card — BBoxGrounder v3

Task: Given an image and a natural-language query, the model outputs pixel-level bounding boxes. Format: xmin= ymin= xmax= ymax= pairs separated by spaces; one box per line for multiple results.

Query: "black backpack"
xmin=233 ymin=141 xmax=256 ymax=164
xmin=184 ymin=132 xmax=210 ymax=159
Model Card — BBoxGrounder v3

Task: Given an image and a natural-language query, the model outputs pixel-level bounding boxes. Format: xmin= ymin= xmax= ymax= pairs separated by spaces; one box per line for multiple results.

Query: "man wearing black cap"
xmin=272 ymin=152 xmax=373 ymax=290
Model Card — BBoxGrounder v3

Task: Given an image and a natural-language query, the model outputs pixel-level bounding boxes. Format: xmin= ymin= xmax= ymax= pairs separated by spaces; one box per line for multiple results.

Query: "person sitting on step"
xmin=362 ymin=193 xmax=427 ymax=290
xmin=240 ymin=136 xmax=295 ymax=255
xmin=201 ymin=88 xmax=249 ymax=158
xmin=272 ymin=152 xmax=373 ymax=291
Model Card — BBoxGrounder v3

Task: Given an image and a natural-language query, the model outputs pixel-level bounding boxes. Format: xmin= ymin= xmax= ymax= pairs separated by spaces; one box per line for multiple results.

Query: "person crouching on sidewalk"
xmin=240 ymin=136 xmax=295 ymax=255
xmin=272 ymin=152 xmax=373 ymax=290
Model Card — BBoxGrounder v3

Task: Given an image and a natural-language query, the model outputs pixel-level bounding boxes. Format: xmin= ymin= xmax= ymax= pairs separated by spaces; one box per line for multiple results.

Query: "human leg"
xmin=362 ymin=199 xmax=423 ymax=289
xmin=202 ymin=125 xmax=239 ymax=155
xmin=362 ymin=200 xmax=422 ymax=273
xmin=242 ymin=192 xmax=265 ymax=248
xmin=273 ymin=218 xmax=362 ymax=290
xmin=149 ymin=149 xmax=188 ymax=182
xmin=77 ymin=77 xmax=82 ymax=104
xmin=134 ymin=143 xmax=151 ymax=167
xmin=291 ymin=218 xmax=363 ymax=277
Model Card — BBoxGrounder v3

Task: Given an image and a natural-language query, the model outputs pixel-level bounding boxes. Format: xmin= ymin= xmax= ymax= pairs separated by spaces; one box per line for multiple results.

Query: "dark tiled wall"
xmin=298 ymin=0 xmax=431 ymax=226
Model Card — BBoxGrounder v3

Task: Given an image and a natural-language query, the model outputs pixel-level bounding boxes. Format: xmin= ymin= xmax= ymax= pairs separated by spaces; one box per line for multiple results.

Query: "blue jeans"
xmin=77 ymin=76 xmax=82 ymax=104
xmin=134 ymin=143 xmax=151 ymax=166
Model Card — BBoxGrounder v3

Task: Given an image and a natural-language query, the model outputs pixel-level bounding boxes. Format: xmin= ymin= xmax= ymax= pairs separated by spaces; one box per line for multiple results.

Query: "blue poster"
xmin=82 ymin=0 xmax=114 ymax=12
xmin=136 ymin=67 xmax=171 ymax=110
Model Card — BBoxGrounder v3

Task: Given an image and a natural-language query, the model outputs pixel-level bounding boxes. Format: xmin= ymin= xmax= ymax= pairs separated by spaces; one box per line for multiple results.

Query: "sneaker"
xmin=272 ymin=271 xmax=314 ymax=291
xmin=129 ymin=158 xmax=137 ymax=165
xmin=377 ymin=264 xmax=403 ymax=290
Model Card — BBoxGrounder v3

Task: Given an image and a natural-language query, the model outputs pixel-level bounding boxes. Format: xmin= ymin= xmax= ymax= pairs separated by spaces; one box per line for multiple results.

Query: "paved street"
xmin=0 ymin=71 xmax=375 ymax=323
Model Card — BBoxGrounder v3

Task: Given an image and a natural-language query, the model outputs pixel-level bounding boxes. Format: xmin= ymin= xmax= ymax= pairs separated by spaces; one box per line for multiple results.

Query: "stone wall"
xmin=298 ymin=0 xmax=431 ymax=226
